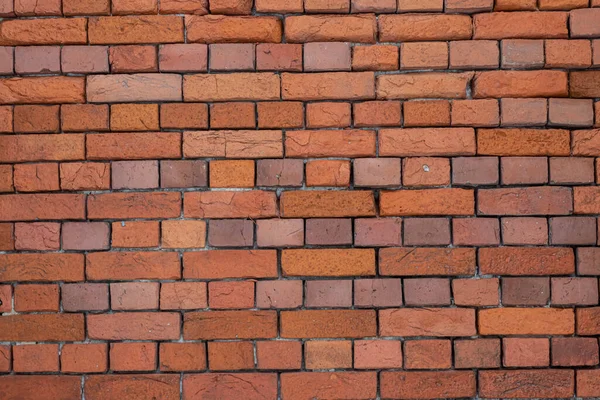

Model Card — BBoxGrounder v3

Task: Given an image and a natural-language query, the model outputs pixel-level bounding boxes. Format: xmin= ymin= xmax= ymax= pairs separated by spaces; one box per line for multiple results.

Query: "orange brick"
xmin=306 ymin=102 xmax=351 ymax=128
xmin=378 ymin=73 xmax=473 ymax=99
xmin=184 ymin=310 xmax=277 ymax=340
xmin=282 ymin=248 xmax=375 ymax=276
xmin=479 ymin=308 xmax=574 ymax=335
xmin=306 ymin=160 xmax=350 ymax=187
xmin=305 ymin=341 xmax=352 ymax=369
xmin=281 ymin=190 xmax=376 ymax=218
xmin=110 ymin=103 xmax=159 ymax=131
xmin=379 ymin=14 xmax=472 ymax=41
xmin=210 ymin=102 xmax=255 ymax=129
xmin=257 ymin=102 xmax=303 ymax=128
xmin=186 ymin=15 xmax=281 ymax=43
xmin=208 ymin=341 xmax=254 ymax=371
xmin=162 ymin=220 xmax=206 ymax=249
xmin=112 ymin=221 xmax=159 ymax=248
xmin=474 ymin=12 xmax=568 ymax=39
xmin=159 ymin=342 xmax=206 ymax=372
xmin=208 ymin=281 xmax=254 ymax=309
xmin=184 ymin=250 xmax=277 ymax=279
xmin=401 ymin=42 xmax=448 ymax=69
xmin=352 ymin=45 xmax=399 ymax=71
xmin=209 ymin=160 xmax=255 ymax=188
xmin=404 ymin=100 xmax=451 ymax=127
xmin=281 ymin=310 xmax=376 ymax=338
xmin=13 ymin=344 xmax=58 ymax=373
xmin=286 ymin=15 xmax=376 ymax=43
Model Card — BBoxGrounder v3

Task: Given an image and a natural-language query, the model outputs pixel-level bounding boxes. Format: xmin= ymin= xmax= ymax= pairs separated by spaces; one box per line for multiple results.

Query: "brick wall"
xmin=0 ymin=0 xmax=600 ymax=398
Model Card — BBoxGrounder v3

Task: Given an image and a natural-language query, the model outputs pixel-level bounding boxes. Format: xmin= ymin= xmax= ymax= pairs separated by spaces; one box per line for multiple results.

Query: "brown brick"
xmin=405 ymin=339 xmax=451 ymax=369
xmin=501 ymin=98 xmax=547 ymax=126
xmin=552 ymin=337 xmax=599 ymax=366
xmin=453 ymin=218 xmax=500 ymax=246
xmin=256 ymin=280 xmax=303 ymax=309
xmin=281 ymin=310 xmax=376 ymax=338
xmin=111 ymin=282 xmax=159 ymax=311
xmin=160 ymin=160 xmax=207 ymax=188
xmin=380 ymin=247 xmax=476 ymax=276
xmin=501 ymin=157 xmax=548 ymax=184
xmin=62 ymin=283 xmax=109 ymax=312
xmin=208 ymin=342 xmax=254 ymax=371
xmin=256 ymin=159 xmax=303 ymax=186
xmin=186 ymin=15 xmax=281 ymax=43
xmin=479 ymin=370 xmax=574 ymax=399
xmin=354 ymin=279 xmax=403 ymax=307
xmin=455 ymin=339 xmax=500 ymax=369
xmin=552 ymin=277 xmax=599 ymax=305
xmin=502 ymin=277 xmax=550 ymax=305
xmin=281 ymin=190 xmax=376 ymax=217
xmin=480 ymin=247 xmax=574 ymax=275
xmin=502 ymin=217 xmax=548 ymax=245
xmin=306 ymin=280 xmax=352 ymax=307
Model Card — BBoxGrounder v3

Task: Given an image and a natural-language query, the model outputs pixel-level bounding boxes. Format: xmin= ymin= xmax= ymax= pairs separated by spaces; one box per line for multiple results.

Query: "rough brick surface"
xmin=0 ymin=2 xmax=598 ymax=397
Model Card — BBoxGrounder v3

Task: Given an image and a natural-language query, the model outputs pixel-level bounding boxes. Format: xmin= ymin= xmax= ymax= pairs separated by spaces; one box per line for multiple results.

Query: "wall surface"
xmin=1 ymin=0 xmax=600 ymax=398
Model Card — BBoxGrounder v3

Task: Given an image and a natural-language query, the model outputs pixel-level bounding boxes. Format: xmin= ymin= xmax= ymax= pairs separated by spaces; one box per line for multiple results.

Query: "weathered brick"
xmin=88 ymin=192 xmax=181 ymax=219
xmin=0 ymin=314 xmax=84 ymax=341
xmin=280 ymin=190 xmax=376 ymax=217
xmin=474 ymin=70 xmax=568 ymax=98
xmin=379 ymin=247 xmax=476 ymax=276
xmin=282 ymin=72 xmax=375 ymax=100
xmin=185 ymin=73 xmax=279 ymax=101
xmin=87 ymin=252 xmax=180 ymax=281
xmin=474 ymin=12 xmax=568 ymax=39
xmin=88 ymin=313 xmax=180 ymax=340
xmin=0 ymin=18 xmax=87 ymax=45
xmin=86 ymin=375 xmax=179 ymax=400
xmin=87 ymin=74 xmax=182 ymax=102
xmin=480 ymin=247 xmax=574 ymax=275
xmin=186 ymin=15 xmax=281 ymax=43
xmin=379 ymin=14 xmax=472 ymax=41
xmin=286 ymin=15 xmax=375 ymax=42
xmin=305 ymin=340 xmax=352 ymax=369
xmin=0 ymin=194 xmax=85 ymax=221
xmin=89 ymin=16 xmax=184 ymax=44
xmin=0 ymin=77 xmax=85 ymax=104
xmin=281 ymin=310 xmax=376 ymax=338
xmin=183 ymin=373 xmax=277 ymax=399
xmin=479 ymin=370 xmax=574 ymax=399
xmin=184 ymin=191 xmax=277 ymax=219
xmin=112 ymin=221 xmax=160 ymax=248
xmin=380 ymin=128 xmax=475 ymax=156
xmin=478 ymin=187 xmax=573 ymax=215
xmin=184 ymin=311 xmax=277 ymax=340
xmin=380 ymin=308 xmax=476 ymax=336
xmin=381 ymin=371 xmax=476 ymax=400
xmin=378 ymin=72 xmax=473 ymax=99
xmin=286 ymin=130 xmax=375 ymax=157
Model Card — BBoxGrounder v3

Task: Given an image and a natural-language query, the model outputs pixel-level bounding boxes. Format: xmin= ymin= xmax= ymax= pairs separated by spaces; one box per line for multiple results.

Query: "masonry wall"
xmin=1 ymin=0 xmax=600 ymax=398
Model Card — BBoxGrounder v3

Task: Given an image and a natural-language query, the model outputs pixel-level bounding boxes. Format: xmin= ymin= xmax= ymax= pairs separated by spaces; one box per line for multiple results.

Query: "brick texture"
xmin=0 ymin=2 xmax=598 ymax=398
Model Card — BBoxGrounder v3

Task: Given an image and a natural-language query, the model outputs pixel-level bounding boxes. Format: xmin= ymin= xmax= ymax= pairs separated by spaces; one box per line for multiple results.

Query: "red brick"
xmin=306 ymin=102 xmax=351 ymax=128
xmin=306 ymin=218 xmax=352 ymax=245
xmin=88 ymin=74 xmax=182 ymax=103
xmin=14 ymin=0 xmax=60 ymax=15
xmin=185 ymin=191 xmax=276 ymax=219
xmin=446 ymin=0 xmax=493 ymax=12
xmin=452 ymin=156 xmax=499 ymax=185
xmin=184 ymin=310 xmax=277 ymax=340
xmin=87 ymin=132 xmax=181 ymax=160
xmin=501 ymin=39 xmax=544 ymax=68
xmin=286 ymin=15 xmax=376 ymax=43
xmin=305 ymin=280 xmax=352 ymax=307
xmin=208 ymin=281 xmax=254 ymax=309
xmin=282 ymin=248 xmax=375 ymax=276
xmin=15 ymin=46 xmax=60 ymax=74
xmin=111 ymin=282 xmax=159 ymax=310
xmin=549 ymin=98 xmax=594 ymax=127
xmin=354 ymin=278 xmax=403 ymax=307
xmin=380 ymin=308 xmax=476 ymax=337
xmin=258 ymin=102 xmax=303 ymax=129
xmin=61 ymin=343 xmax=108 ymax=373
xmin=162 ymin=220 xmax=206 ymax=249
xmin=210 ymin=43 xmax=254 ymax=71
xmin=453 ymin=278 xmax=499 ymax=306
xmin=379 ymin=247 xmax=476 ymax=276
xmin=112 ymin=161 xmax=158 ymax=189
xmin=570 ymin=71 xmax=600 ymax=97
xmin=380 ymin=188 xmax=474 ymax=216
xmin=13 ymin=344 xmax=58 ymax=373
xmin=184 ymin=250 xmax=277 ymax=279
xmin=479 ymin=308 xmax=575 ymax=335
xmin=501 ymin=98 xmax=547 ymax=126
xmin=381 ymin=371 xmax=476 ymax=399
xmin=479 ymin=370 xmax=574 ymax=399
xmin=550 ymin=157 xmax=595 ymax=184
xmin=379 ymin=128 xmax=475 ymax=156
xmin=256 ymin=159 xmax=303 ymax=186
xmin=256 ymin=219 xmax=304 ymax=248
xmin=0 ymin=284 xmax=10 ymax=312
xmin=14 ymin=222 xmax=60 ymax=251
xmin=305 ymin=340 xmax=352 ymax=369
xmin=550 ymin=216 xmax=596 ymax=245
xmin=571 ymin=8 xmax=600 ymax=37
xmin=575 ymin=187 xmax=600 ymax=214
xmin=0 ymin=193 xmax=85 ymax=221
xmin=110 ymin=342 xmax=157 ymax=371
xmin=449 ymin=40 xmax=499 ymax=69
xmin=473 ymin=70 xmax=568 ymax=98
xmin=186 ymin=15 xmax=281 ymax=43
xmin=281 ymin=310 xmax=376 ymax=338
xmin=404 ymin=218 xmax=450 ymax=245
xmin=210 ymin=0 xmax=252 ymax=14
xmin=306 ymin=160 xmax=350 ymax=187
xmin=183 ymin=373 xmax=277 ymax=399
xmin=481 ymin=247 xmax=574 ymax=275
xmin=502 ymin=277 xmax=550 ymax=306
xmin=61 ymin=104 xmax=109 ymax=132
xmin=281 ymin=372 xmax=377 ymax=399
xmin=88 ymin=16 xmax=184 ymax=44
xmin=256 ymin=280 xmax=303 ymax=309
xmin=495 ymin=0 xmax=537 ymax=9
xmin=159 ymin=44 xmax=207 ymax=72
xmin=503 ymin=338 xmax=550 ymax=367
xmin=552 ymin=277 xmax=599 ymax=305
xmin=160 ymin=342 xmax=206 ymax=372
xmin=354 ymin=218 xmax=403 ymax=247
xmin=552 ymin=337 xmax=599 ymax=366
xmin=0 ymin=105 xmax=12 ymax=132
xmin=0 ymin=223 xmax=13 ymax=251
xmin=305 ymin=42 xmax=351 ymax=71
xmin=208 ymin=341 xmax=254 ymax=371
xmin=112 ymin=221 xmax=160 ymax=248
xmin=354 ymin=340 xmax=403 ymax=369
xmin=354 ymin=101 xmax=401 ymax=127
xmin=62 ymin=283 xmax=109 ymax=312
xmin=501 ymin=217 xmax=548 ymax=245
xmin=87 ymin=252 xmax=180 ymax=280
xmin=453 ymin=218 xmax=500 ymax=246
xmin=13 ymin=104 xmax=59 ymax=133
xmin=88 ymin=192 xmax=181 ymax=219
xmin=86 ymin=375 xmax=179 ymax=400
xmin=352 ymin=0 xmax=395 ymax=12
xmin=402 ymin=157 xmax=450 ymax=187
xmin=160 ymin=160 xmax=207 ymax=188
xmin=405 ymin=339 xmax=451 ymax=369
xmin=14 ymin=284 xmax=59 ymax=312
xmin=0 ymin=314 xmax=84 ymax=341
xmin=352 ymin=45 xmax=399 ymax=71
xmin=256 ymin=44 xmax=302 ymax=71
xmin=404 ymin=278 xmax=451 ymax=306
xmin=305 ymin=0 xmax=349 ymax=12
xmin=378 ymin=73 xmax=473 ymax=100
xmin=454 ymin=339 xmax=500 ymax=369
xmin=379 ymin=14 xmax=472 ymax=41
xmin=478 ymin=187 xmax=572 ymax=215
xmin=160 ymin=282 xmax=207 ymax=310
xmin=109 ymin=45 xmax=157 ymax=73
xmin=540 ymin=0 xmax=588 ymax=9
xmin=281 ymin=190 xmax=375 ymax=218
xmin=501 ymin=156 xmax=548 ymax=184
xmin=88 ymin=312 xmax=180 ymax=340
